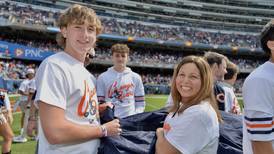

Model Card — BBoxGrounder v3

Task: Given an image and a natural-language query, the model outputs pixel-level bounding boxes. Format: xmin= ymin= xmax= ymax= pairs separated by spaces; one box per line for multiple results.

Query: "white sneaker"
xmin=13 ymin=135 xmax=27 ymax=143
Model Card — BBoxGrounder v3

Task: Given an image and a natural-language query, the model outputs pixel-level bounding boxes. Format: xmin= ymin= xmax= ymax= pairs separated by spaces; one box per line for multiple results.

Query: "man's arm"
xmin=96 ymin=75 xmax=114 ymax=113
xmin=18 ymin=90 xmax=28 ymax=96
xmin=39 ymin=101 xmax=121 ymax=145
xmin=252 ymin=141 xmax=274 ymax=154
xmin=134 ymin=76 xmax=145 ymax=113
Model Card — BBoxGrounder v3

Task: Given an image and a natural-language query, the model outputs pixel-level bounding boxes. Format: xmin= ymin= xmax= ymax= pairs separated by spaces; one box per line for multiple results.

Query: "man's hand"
xmin=99 ymin=102 xmax=114 ymax=114
xmin=103 ymin=119 xmax=122 ymax=136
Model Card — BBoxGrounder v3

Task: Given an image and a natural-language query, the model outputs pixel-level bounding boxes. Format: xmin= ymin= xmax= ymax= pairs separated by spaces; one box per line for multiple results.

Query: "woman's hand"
xmin=156 ymin=128 xmax=164 ymax=138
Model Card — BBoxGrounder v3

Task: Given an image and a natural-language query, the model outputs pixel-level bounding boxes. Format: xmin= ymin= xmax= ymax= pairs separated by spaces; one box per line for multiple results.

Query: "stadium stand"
xmin=0 ymin=0 xmax=272 ymax=95
xmin=2 ymin=1 xmax=274 ymax=153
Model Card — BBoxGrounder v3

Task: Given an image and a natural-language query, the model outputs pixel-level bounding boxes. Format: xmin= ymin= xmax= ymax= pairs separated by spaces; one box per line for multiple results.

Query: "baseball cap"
xmin=26 ymin=68 xmax=35 ymax=75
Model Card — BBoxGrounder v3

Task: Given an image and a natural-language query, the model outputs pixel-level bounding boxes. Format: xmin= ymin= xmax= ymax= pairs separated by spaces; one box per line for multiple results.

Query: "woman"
xmin=0 ymin=88 xmax=13 ymax=154
xmin=156 ymin=56 xmax=222 ymax=154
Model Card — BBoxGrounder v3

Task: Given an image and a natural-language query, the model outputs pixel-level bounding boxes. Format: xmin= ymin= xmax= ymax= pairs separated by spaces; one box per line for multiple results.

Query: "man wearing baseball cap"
xmin=13 ymin=68 xmax=35 ymax=143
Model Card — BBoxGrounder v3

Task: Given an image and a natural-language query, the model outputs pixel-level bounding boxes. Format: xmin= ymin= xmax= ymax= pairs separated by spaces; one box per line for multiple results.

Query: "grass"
xmin=0 ymin=95 xmax=168 ymax=153
xmin=0 ymin=95 xmax=242 ymax=153
xmin=145 ymin=95 xmax=168 ymax=112
xmin=0 ymin=113 xmax=37 ymax=154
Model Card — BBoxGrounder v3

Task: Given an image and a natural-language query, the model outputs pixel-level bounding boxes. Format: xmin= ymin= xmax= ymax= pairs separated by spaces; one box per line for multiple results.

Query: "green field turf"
xmin=1 ymin=95 xmax=243 ymax=153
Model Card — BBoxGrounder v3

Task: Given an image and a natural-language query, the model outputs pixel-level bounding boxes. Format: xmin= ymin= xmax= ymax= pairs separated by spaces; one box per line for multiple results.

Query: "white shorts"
xmin=19 ymin=101 xmax=29 ymax=113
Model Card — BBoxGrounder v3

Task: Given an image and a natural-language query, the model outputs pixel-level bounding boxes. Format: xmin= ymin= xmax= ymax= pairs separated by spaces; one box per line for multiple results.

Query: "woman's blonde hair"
xmin=56 ymin=4 xmax=102 ymax=49
xmin=170 ymin=55 xmax=222 ymax=121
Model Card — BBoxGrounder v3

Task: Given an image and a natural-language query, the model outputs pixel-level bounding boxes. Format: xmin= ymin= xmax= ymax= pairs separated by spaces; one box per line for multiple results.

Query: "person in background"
xmin=156 ymin=56 xmax=221 ymax=154
xmin=219 ymin=60 xmax=241 ymax=114
xmin=13 ymin=68 xmax=35 ymax=143
xmin=97 ymin=43 xmax=146 ymax=118
xmin=204 ymin=52 xmax=228 ymax=111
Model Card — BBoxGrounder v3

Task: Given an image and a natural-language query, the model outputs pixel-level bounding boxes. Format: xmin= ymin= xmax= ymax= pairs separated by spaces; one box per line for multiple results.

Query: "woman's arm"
xmin=155 ymin=128 xmax=181 ymax=154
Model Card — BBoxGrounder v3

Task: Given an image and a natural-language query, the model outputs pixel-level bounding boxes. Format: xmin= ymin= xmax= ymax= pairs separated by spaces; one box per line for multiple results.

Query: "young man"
xmin=97 ymin=44 xmax=146 ymax=118
xmin=243 ymin=20 xmax=274 ymax=154
xmin=219 ymin=60 xmax=241 ymax=114
xmin=35 ymin=4 xmax=121 ymax=154
xmin=13 ymin=68 xmax=35 ymax=143
xmin=204 ymin=52 xmax=228 ymax=111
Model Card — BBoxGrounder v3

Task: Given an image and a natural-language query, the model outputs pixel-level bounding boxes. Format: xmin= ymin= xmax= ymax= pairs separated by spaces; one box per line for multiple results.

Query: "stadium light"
xmin=128 ymin=36 xmax=135 ymax=42
xmin=185 ymin=41 xmax=193 ymax=47
xmin=232 ymin=46 xmax=238 ymax=54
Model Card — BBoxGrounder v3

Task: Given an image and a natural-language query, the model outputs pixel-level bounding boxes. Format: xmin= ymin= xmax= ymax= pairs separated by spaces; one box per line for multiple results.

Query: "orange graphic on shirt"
xmin=163 ymin=123 xmax=171 ymax=132
xmin=108 ymin=82 xmax=134 ymax=101
xmin=77 ymin=80 xmax=97 ymax=117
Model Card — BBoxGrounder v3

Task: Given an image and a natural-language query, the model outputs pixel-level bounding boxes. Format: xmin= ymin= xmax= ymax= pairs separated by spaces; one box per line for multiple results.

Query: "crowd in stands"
xmin=0 ymin=59 xmax=37 ymax=93
xmin=0 ymin=1 xmax=262 ymax=49
xmin=0 ymin=1 xmax=264 ymax=94
xmin=0 ymin=34 xmax=263 ymax=72
xmin=0 ymin=35 xmax=61 ymax=53
xmin=0 ymin=56 xmax=247 ymax=94
xmin=0 ymin=60 xmax=37 ymax=80
xmin=0 ymin=1 xmax=57 ymax=26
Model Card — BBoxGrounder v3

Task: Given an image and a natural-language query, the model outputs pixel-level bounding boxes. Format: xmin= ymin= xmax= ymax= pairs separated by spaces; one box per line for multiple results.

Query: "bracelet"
xmin=100 ymin=125 xmax=107 ymax=137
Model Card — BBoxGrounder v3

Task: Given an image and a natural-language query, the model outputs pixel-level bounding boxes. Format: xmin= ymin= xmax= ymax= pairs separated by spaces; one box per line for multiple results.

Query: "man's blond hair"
xmin=56 ymin=4 xmax=102 ymax=49
xmin=111 ymin=44 xmax=130 ymax=55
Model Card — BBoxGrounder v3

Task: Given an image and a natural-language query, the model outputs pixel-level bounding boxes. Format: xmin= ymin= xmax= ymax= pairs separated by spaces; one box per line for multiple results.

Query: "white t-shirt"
xmin=97 ymin=67 xmax=145 ymax=118
xmin=164 ymin=101 xmax=219 ymax=154
xmin=219 ymin=82 xmax=241 ymax=114
xmin=243 ymin=61 xmax=274 ymax=154
xmin=35 ymin=52 xmax=100 ymax=154
xmin=19 ymin=79 xmax=30 ymax=101
xmin=28 ymin=78 xmax=36 ymax=93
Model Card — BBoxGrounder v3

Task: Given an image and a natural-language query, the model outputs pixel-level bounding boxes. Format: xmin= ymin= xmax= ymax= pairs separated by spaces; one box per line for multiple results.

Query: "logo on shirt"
xmin=107 ymin=81 xmax=134 ymax=103
xmin=77 ymin=80 xmax=98 ymax=124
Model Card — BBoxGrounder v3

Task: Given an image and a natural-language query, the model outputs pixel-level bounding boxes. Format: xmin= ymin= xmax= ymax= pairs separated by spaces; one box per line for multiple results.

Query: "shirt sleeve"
xmin=164 ymin=108 xmax=213 ymax=154
xmin=35 ymin=62 xmax=68 ymax=110
xmin=134 ymin=74 xmax=145 ymax=113
xmin=4 ymin=92 xmax=11 ymax=110
xmin=28 ymin=80 xmax=36 ymax=93
xmin=96 ymin=75 xmax=106 ymax=103
xmin=243 ymin=77 xmax=274 ymax=141
xmin=18 ymin=81 xmax=27 ymax=93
